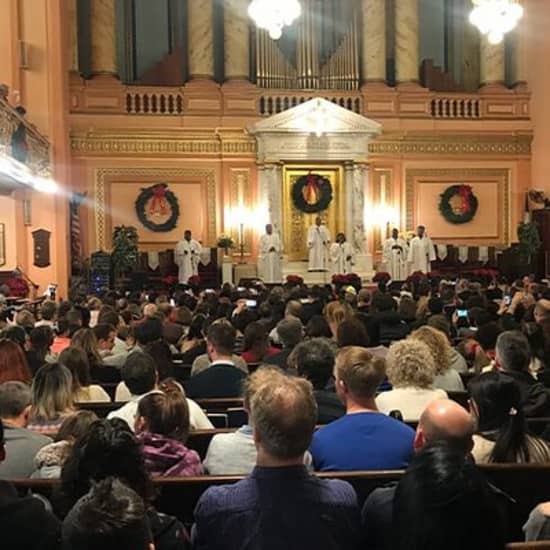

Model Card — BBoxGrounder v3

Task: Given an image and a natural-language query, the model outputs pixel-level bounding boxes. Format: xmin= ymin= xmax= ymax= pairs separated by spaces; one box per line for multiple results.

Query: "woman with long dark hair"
xmin=241 ymin=321 xmax=279 ymax=364
xmin=468 ymin=372 xmax=550 ymax=463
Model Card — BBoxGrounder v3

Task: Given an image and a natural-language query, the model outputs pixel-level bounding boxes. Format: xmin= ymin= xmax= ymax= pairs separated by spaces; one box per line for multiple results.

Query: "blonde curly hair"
xmin=409 ymin=325 xmax=451 ymax=375
xmin=386 ymin=338 xmax=436 ymax=389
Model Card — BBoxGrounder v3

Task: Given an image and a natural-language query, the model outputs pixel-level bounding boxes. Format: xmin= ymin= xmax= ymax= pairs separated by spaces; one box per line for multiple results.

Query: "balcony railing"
xmin=0 ymin=97 xmax=51 ymax=176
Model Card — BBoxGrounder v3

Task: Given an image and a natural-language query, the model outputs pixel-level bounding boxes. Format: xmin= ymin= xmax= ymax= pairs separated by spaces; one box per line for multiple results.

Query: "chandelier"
xmin=248 ymin=0 xmax=302 ymax=40
xmin=469 ymin=0 xmax=524 ymax=45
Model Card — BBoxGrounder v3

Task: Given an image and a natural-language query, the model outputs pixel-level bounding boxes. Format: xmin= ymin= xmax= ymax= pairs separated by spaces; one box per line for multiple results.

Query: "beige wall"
xmin=0 ymin=196 xmax=18 ymax=270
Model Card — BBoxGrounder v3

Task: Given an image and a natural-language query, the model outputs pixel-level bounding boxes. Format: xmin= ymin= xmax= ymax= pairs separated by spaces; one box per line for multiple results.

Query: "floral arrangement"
xmin=406 ymin=271 xmax=428 ymax=285
xmin=162 ymin=275 xmax=179 ymax=286
xmin=470 ymin=268 xmax=499 ymax=279
xmin=187 ymin=275 xmax=201 ymax=288
xmin=286 ymin=274 xmax=304 ymax=286
xmin=372 ymin=272 xmax=391 ymax=284
xmin=217 ymin=234 xmax=235 ymax=249
xmin=332 ymin=273 xmax=362 ymax=292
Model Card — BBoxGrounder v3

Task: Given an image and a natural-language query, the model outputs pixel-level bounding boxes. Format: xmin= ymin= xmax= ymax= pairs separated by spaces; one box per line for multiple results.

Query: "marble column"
xmin=188 ymin=0 xmax=215 ymax=79
xmin=480 ymin=36 xmax=505 ymax=86
xmin=361 ymin=0 xmax=386 ymax=83
xmin=224 ymin=0 xmax=250 ymax=80
xmin=90 ymin=0 xmax=117 ymax=74
xmin=511 ymin=25 xmax=527 ymax=88
xmin=395 ymin=0 xmax=419 ymax=84
xmin=258 ymin=164 xmax=283 ymax=239
xmin=67 ymin=0 xmax=78 ymax=72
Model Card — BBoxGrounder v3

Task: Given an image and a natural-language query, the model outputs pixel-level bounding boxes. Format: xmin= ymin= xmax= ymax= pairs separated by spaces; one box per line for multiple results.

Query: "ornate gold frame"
xmin=282 ymin=165 xmax=345 ymax=262
xmin=405 ymin=168 xmax=511 ymax=244
xmin=93 ymin=167 xmax=217 ymax=250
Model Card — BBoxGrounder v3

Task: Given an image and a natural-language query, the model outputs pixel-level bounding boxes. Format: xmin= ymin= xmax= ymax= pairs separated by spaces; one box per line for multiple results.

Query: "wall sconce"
xmin=371 ymin=205 xmax=399 ymax=240
xmin=231 ymin=204 xmax=248 ymax=264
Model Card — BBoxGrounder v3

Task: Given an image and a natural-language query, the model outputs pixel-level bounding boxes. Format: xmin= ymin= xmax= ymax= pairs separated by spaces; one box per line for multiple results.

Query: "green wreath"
xmin=292 ymin=173 xmax=333 ymax=214
xmin=135 ymin=183 xmax=180 ymax=232
xmin=439 ymin=184 xmax=478 ymax=225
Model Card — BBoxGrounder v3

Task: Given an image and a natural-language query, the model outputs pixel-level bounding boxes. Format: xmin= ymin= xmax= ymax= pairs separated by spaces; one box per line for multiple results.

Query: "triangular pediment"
xmin=249 ymin=98 xmax=382 ymax=136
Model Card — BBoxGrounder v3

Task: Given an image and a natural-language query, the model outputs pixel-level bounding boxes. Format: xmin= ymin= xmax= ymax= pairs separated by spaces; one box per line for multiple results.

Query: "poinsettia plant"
xmin=286 ymin=274 xmax=304 ymax=286
xmin=373 ymin=272 xmax=391 ymax=284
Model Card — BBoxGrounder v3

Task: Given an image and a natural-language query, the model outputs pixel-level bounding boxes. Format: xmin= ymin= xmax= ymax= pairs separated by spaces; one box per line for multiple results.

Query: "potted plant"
xmin=112 ymin=225 xmax=139 ymax=280
xmin=217 ymin=234 xmax=235 ymax=256
xmin=517 ymin=220 xmax=541 ymax=266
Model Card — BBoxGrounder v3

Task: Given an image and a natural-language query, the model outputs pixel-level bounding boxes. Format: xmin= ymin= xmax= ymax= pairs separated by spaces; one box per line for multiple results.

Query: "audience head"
xmin=135 ymin=387 xmax=190 ymax=442
xmin=121 ymin=352 xmax=157 ymax=396
xmin=292 ymin=338 xmax=335 ymax=390
xmin=57 ymin=410 xmax=99 ymax=443
xmin=336 ymin=318 xmax=370 ymax=348
xmin=59 ymin=346 xmax=92 ymax=394
xmin=468 ymin=371 xmax=529 ymax=463
xmin=251 ymin=371 xmax=317 ymax=464
xmin=62 ymin=477 xmax=153 ymax=550
xmin=31 ymin=363 xmax=74 ymax=421
xmin=71 ymin=329 xmax=102 ymax=364
xmin=30 ymin=325 xmax=54 ymax=352
xmin=134 ymin=318 xmax=163 ymax=346
xmin=475 ymin=322 xmax=501 ymax=352
xmin=386 ymin=339 xmax=436 ymax=389
xmin=206 ymin=321 xmax=236 ymax=360
xmin=305 ymin=315 xmax=332 ymax=339
xmin=495 ymin=330 xmax=531 ymax=373
xmin=334 ymin=346 xmax=385 ymax=408
xmin=242 ymin=321 xmax=270 ymax=358
xmin=40 ymin=300 xmax=57 ymax=322
xmin=415 ymin=399 xmax=475 ymax=455
xmin=0 ymin=380 xmax=32 ymax=426
xmin=409 ymin=325 xmax=451 ymax=375
xmin=3 ymin=324 xmax=28 ymax=349
xmin=59 ymin=418 xmax=152 ymax=517
xmin=392 ymin=442 xmax=505 ymax=550
xmin=242 ymin=366 xmax=285 ymax=415
xmin=276 ymin=317 xmax=303 ymax=349
xmin=427 ymin=314 xmax=452 ymax=339
xmin=325 ymin=301 xmax=353 ymax=336
xmin=0 ymin=338 xmax=31 ymax=384
xmin=93 ymin=323 xmax=116 ymax=352
xmin=15 ymin=309 xmax=35 ymax=331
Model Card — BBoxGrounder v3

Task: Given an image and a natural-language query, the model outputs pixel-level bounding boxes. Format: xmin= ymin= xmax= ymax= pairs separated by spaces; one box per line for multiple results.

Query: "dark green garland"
xmin=439 ymin=185 xmax=478 ymax=225
xmin=291 ymin=174 xmax=333 ymax=214
xmin=135 ymin=183 xmax=180 ymax=232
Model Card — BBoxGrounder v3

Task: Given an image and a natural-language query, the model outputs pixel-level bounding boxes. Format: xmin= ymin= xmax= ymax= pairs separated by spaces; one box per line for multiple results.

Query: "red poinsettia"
xmin=286 ymin=274 xmax=304 ymax=286
xmin=162 ymin=275 xmax=179 ymax=286
xmin=187 ymin=275 xmax=201 ymax=287
xmin=372 ymin=272 xmax=391 ymax=284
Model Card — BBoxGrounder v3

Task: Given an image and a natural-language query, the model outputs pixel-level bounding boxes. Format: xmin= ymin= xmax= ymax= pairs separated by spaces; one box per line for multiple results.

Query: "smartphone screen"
xmin=457 ymin=309 xmax=468 ymax=318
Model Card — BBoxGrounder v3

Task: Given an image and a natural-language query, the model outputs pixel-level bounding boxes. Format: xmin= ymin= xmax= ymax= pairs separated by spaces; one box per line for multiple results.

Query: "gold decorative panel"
xmin=282 ymin=165 xmax=345 ymax=262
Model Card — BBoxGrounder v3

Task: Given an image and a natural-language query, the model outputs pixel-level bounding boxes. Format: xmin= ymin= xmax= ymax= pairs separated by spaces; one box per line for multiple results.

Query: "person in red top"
xmin=51 ymin=320 xmax=72 ymax=356
xmin=241 ymin=321 xmax=279 ymax=365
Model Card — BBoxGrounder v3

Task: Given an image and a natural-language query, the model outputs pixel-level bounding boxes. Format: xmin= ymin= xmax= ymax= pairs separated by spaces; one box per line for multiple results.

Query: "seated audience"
xmin=178 ymin=314 xmax=207 ymax=364
xmin=28 ymin=363 xmax=76 ymax=433
xmin=392 ymin=443 xmax=506 ymax=550
xmin=241 ymin=321 xmax=279 ymax=364
xmin=376 ymin=339 xmax=447 ymax=421
xmin=51 ymin=319 xmax=72 ymax=355
xmin=194 ymin=372 xmax=361 ymax=549
xmin=427 ymin=314 xmax=468 ymax=373
xmin=304 ymin=314 xmax=333 ymax=339
xmin=35 ymin=300 xmax=57 ymax=328
xmin=369 ymin=294 xmax=409 ymax=346
xmin=311 ymin=346 xmax=414 ymax=471
xmin=56 ymin=418 xmax=188 ymax=550
xmin=185 ymin=322 xmax=247 ymax=399
xmin=336 ymin=318 xmax=370 ymax=348
xmin=0 ymin=419 xmax=61 ymax=550
xmin=33 ymin=410 xmax=98 ymax=478
xmin=361 ymin=399 xmax=476 ymax=550
xmin=97 ymin=307 xmax=128 ymax=355
xmin=61 ymin=477 xmax=154 ymax=550
xmin=292 ymin=338 xmax=345 ymax=424
xmin=26 ymin=326 xmax=55 ymax=374
xmin=263 ymin=317 xmax=304 ymax=369
xmin=468 ymin=371 xmax=550 ymax=463
xmin=496 ymin=330 xmax=550 ymax=417
xmin=409 ymin=326 xmax=465 ymax=392
xmin=0 ymin=381 xmax=51 ymax=478
xmin=135 ymin=388 xmax=203 ymax=477
xmin=325 ymin=300 xmax=354 ymax=339
xmin=0 ymin=337 xmax=32 ymax=384
xmin=59 ymin=346 xmax=111 ymax=403
xmin=72 ymin=328 xmax=120 ymax=384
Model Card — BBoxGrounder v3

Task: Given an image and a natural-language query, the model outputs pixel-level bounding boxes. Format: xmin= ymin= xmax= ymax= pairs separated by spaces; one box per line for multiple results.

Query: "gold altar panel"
xmin=283 ymin=166 xmax=345 ymax=262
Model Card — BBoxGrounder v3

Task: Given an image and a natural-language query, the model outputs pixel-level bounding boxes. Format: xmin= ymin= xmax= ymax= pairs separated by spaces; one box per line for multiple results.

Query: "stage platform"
xmin=283 ymin=261 xmax=375 ymax=285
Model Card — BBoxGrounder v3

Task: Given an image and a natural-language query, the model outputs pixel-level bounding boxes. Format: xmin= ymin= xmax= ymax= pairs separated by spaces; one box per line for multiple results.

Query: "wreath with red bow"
xmin=135 ymin=183 xmax=180 ymax=232
xmin=439 ymin=184 xmax=478 ymax=225
xmin=291 ymin=173 xmax=333 ymax=214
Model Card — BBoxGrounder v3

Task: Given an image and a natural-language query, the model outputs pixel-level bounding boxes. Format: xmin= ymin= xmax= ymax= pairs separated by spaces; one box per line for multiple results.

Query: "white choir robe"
xmin=307 ymin=225 xmax=331 ymax=271
xmin=175 ymin=238 xmax=201 ymax=284
xmin=408 ymin=236 xmax=436 ymax=274
xmin=259 ymin=233 xmax=283 ymax=284
xmin=382 ymin=238 xmax=409 ymax=280
xmin=330 ymin=242 xmax=355 ymax=274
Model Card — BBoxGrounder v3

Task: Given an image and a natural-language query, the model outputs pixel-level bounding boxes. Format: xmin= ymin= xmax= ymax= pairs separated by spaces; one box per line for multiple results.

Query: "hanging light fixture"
xmin=248 ymin=0 xmax=302 ymax=41
xmin=469 ymin=0 xmax=524 ymax=45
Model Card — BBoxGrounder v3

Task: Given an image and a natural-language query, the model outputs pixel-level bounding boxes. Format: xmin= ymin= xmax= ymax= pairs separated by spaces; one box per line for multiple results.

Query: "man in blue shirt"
xmin=193 ymin=370 xmax=361 ymax=550
xmin=311 ymin=346 xmax=415 ymax=471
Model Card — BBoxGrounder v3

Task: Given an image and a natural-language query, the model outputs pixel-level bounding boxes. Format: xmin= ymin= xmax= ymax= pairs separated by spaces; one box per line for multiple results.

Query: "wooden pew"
xmin=507 ymin=544 xmax=550 ymax=549
xmin=12 ymin=465 xmax=550 ymax=541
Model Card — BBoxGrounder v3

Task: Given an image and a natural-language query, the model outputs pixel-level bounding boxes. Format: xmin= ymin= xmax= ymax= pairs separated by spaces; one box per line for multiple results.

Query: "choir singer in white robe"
xmin=175 ymin=229 xmax=201 ymax=284
xmin=330 ymin=233 xmax=354 ymax=274
xmin=258 ymin=224 xmax=282 ymax=284
xmin=408 ymin=225 xmax=436 ymax=274
xmin=307 ymin=216 xmax=331 ymax=272
xmin=383 ymin=228 xmax=409 ymax=280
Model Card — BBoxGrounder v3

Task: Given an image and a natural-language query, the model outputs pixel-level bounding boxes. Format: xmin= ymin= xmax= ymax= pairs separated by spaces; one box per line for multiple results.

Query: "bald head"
xmin=415 ymin=399 xmax=475 ymax=455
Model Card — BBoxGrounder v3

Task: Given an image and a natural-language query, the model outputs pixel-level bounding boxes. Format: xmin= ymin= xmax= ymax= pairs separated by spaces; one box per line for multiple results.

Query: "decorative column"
xmin=361 ymin=0 xmax=386 ymax=84
xmin=511 ymin=25 xmax=527 ymax=89
xmin=90 ymin=0 xmax=117 ymax=74
xmin=67 ymin=0 xmax=78 ymax=72
xmin=480 ymin=36 xmax=505 ymax=87
xmin=224 ymin=0 xmax=250 ymax=81
xmin=258 ymin=164 xmax=283 ymax=239
xmin=395 ymin=0 xmax=419 ymax=84
xmin=188 ymin=0 xmax=215 ymax=80
xmin=345 ymin=163 xmax=372 ymax=274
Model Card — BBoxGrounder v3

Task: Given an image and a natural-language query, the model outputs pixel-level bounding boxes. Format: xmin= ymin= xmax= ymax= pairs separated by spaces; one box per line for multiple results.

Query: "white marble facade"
xmin=250 ymin=98 xmax=381 ymax=279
